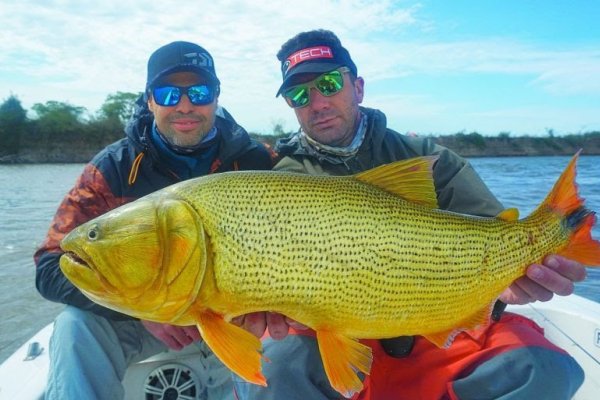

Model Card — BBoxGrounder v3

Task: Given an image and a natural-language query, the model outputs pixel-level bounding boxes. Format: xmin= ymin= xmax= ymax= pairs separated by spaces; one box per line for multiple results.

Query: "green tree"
xmin=0 ymin=94 xmax=28 ymax=156
xmin=31 ymin=101 xmax=87 ymax=137
xmin=498 ymin=131 xmax=511 ymax=141
xmin=98 ymin=91 xmax=140 ymax=123
xmin=31 ymin=100 xmax=86 ymax=128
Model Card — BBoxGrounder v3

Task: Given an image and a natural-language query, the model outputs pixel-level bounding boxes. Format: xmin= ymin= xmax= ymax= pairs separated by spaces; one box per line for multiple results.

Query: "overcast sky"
xmin=1 ymin=0 xmax=599 ymax=136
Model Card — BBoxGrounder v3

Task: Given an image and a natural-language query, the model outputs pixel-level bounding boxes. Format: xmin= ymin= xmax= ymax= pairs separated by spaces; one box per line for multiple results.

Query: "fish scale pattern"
xmin=170 ymin=170 xmax=568 ymax=339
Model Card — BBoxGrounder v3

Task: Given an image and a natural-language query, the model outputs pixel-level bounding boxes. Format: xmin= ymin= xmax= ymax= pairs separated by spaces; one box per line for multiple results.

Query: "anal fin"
xmin=194 ymin=310 xmax=266 ymax=386
xmin=496 ymin=208 xmax=519 ymax=221
xmin=424 ymin=303 xmax=493 ymax=348
xmin=424 ymin=328 xmax=461 ymax=348
xmin=316 ymin=330 xmax=372 ymax=398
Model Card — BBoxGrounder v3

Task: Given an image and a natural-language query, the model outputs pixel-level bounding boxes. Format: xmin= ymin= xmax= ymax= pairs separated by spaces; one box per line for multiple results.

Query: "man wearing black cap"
xmin=233 ymin=29 xmax=585 ymax=400
xmin=35 ymin=40 xmax=273 ymax=400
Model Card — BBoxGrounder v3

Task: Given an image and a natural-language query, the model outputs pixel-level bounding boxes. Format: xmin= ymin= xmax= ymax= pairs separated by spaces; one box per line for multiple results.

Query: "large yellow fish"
xmin=60 ymin=153 xmax=600 ymax=397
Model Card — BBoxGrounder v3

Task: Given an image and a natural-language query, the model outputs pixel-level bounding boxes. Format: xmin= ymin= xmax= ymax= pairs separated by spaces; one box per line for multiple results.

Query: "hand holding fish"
xmin=141 ymin=321 xmax=201 ymax=351
xmin=500 ymin=255 xmax=587 ymax=305
xmin=233 ymin=312 xmax=309 ymax=340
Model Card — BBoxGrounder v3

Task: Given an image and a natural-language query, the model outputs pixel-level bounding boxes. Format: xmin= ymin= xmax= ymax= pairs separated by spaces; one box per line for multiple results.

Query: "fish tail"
xmin=559 ymin=210 xmax=600 ymax=266
xmin=540 ymin=150 xmax=583 ymax=215
xmin=538 ymin=150 xmax=600 ymax=266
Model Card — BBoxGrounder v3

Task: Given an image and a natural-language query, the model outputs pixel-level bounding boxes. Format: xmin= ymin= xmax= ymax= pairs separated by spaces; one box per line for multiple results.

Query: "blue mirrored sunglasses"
xmin=152 ymin=85 xmax=216 ymax=107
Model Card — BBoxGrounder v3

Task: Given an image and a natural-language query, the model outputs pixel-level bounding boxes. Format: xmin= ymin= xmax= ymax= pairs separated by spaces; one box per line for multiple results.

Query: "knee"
xmin=54 ymin=306 xmax=100 ymax=332
xmin=52 ymin=306 xmax=115 ymax=347
xmin=453 ymin=347 xmax=584 ymax=400
xmin=522 ymin=348 xmax=584 ymax=398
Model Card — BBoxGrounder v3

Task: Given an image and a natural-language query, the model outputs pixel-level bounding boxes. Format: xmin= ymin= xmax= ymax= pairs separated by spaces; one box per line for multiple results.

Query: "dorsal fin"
xmin=354 ymin=156 xmax=439 ymax=208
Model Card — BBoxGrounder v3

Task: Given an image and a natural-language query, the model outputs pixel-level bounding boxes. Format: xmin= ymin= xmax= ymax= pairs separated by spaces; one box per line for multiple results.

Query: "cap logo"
xmin=183 ymin=51 xmax=213 ymax=68
xmin=284 ymin=46 xmax=333 ymax=74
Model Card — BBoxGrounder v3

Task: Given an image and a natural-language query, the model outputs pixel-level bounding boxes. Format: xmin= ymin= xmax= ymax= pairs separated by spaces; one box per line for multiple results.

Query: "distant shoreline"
xmin=1 ymin=133 xmax=599 ymax=164
xmin=432 ymin=134 xmax=600 ymax=158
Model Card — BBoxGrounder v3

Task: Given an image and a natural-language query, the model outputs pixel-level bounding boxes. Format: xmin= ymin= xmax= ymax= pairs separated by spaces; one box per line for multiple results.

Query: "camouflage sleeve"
xmin=34 ymin=163 xmax=132 ymax=320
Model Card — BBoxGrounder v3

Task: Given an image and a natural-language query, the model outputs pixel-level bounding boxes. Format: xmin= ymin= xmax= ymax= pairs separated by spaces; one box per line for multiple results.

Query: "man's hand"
xmin=141 ymin=321 xmax=202 ymax=350
xmin=500 ymin=255 xmax=587 ymax=305
xmin=232 ymin=312 xmax=309 ymax=340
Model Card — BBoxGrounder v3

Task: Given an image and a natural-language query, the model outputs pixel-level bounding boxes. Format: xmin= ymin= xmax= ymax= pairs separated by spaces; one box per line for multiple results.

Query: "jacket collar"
xmin=275 ymin=106 xmax=387 ymax=165
xmin=124 ymin=96 xmax=256 ymax=176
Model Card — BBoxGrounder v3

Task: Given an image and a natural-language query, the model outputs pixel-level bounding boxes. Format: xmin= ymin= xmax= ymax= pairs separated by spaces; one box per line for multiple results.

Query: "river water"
xmin=0 ymin=155 xmax=599 ymax=363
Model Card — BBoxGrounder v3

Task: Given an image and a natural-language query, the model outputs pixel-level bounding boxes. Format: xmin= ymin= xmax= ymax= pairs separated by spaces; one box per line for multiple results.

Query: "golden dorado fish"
xmin=60 ymin=153 xmax=600 ymax=397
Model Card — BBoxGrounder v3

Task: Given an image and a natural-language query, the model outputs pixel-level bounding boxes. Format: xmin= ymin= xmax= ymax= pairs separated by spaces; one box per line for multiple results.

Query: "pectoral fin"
xmin=194 ymin=310 xmax=266 ymax=386
xmin=316 ymin=330 xmax=372 ymax=398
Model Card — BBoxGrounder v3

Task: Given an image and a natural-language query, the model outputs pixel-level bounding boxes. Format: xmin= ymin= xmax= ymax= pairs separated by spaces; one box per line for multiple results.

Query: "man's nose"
xmin=175 ymin=94 xmax=195 ymax=112
xmin=308 ymin=88 xmax=330 ymax=110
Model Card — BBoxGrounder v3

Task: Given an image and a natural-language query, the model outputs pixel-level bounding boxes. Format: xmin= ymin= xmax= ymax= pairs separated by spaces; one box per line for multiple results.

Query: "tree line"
xmin=0 ymin=92 xmax=140 ymax=158
xmin=1 ymin=93 xmax=599 ymax=162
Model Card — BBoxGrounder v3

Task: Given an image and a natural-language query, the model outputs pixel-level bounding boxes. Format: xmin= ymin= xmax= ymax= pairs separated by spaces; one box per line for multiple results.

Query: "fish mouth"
xmin=63 ymin=251 xmax=91 ymax=269
xmin=62 ymin=247 xmax=97 ymax=273
xmin=60 ymin=249 xmax=122 ymax=298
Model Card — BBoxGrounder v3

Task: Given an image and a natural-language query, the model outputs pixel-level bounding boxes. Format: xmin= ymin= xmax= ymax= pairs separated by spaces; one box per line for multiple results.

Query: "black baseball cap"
xmin=146 ymin=41 xmax=220 ymax=89
xmin=276 ymin=41 xmax=357 ymax=96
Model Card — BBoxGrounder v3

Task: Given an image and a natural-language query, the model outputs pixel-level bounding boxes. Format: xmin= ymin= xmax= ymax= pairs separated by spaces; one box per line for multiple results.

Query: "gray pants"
xmin=45 ymin=306 xmax=234 ymax=400
xmin=233 ymin=334 xmax=584 ymax=400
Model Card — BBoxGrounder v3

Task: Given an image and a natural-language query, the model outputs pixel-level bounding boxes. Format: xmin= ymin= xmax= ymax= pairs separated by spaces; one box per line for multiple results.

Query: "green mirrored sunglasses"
xmin=283 ymin=67 xmax=350 ymax=108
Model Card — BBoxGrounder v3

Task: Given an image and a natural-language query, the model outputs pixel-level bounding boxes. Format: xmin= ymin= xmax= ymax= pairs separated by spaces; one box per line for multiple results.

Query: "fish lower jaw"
xmin=63 ymin=251 xmax=92 ymax=269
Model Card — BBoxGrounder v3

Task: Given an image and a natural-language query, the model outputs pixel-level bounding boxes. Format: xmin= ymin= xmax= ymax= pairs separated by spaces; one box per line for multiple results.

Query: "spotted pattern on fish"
xmin=168 ymin=171 xmax=565 ymax=338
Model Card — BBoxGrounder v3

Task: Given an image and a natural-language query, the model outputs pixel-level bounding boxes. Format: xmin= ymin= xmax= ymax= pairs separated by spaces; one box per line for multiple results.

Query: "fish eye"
xmin=87 ymin=225 xmax=99 ymax=241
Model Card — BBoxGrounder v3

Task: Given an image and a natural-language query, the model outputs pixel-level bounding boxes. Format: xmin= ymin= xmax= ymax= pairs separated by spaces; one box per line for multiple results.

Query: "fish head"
xmin=59 ymin=194 xmax=206 ymax=322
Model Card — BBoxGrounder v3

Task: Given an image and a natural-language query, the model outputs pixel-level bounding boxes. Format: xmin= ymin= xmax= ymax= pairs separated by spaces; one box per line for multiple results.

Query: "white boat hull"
xmin=1 ymin=294 xmax=599 ymax=399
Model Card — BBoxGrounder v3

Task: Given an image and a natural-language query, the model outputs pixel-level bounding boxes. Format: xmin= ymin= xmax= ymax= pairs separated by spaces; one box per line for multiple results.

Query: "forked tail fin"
xmin=561 ymin=210 xmax=600 ymax=265
xmin=536 ymin=151 xmax=600 ymax=266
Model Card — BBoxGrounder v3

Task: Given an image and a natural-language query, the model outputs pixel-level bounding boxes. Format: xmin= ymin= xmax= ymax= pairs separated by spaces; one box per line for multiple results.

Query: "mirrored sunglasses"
xmin=283 ymin=67 xmax=350 ymax=109
xmin=152 ymin=85 xmax=216 ymax=107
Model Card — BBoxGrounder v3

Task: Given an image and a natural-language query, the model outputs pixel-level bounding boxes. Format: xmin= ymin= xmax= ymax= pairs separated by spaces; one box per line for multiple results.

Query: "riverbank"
xmin=433 ymin=133 xmax=600 ymax=157
xmin=1 ymin=133 xmax=599 ymax=163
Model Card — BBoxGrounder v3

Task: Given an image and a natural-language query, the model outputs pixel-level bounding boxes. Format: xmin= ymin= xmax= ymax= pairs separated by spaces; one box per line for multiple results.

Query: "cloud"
xmin=355 ymin=38 xmax=600 ymax=94
xmin=1 ymin=1 xmax=598 ymax=135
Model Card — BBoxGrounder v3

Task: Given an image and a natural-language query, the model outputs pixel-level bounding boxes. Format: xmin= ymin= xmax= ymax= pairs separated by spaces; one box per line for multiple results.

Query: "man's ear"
xmin=147 ymin=95 xmax=156 ymax=113
xmin=354 ymin=77 xmax=365 ymax=104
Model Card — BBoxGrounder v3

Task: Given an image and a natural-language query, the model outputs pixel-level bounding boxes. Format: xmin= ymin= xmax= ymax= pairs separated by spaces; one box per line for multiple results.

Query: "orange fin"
xmin=316 ymin=330 xmax=373 ymax=398
xmin=425 ymin=304 xmax=492 ymax=348
xmin=533 ymin=150 xmax=600 ymax=266
xmin=558 ymin=213 xmax=600 ymax=266
xmin=354 ymin=156 xmax=439 ymax=208
xmin=194 ymin=310 xmax=266 ymax=386
xmin=424 ymin=329 xmax=460 ymax=348
xmin=537 ymin=151 xmax=583 ymax=216
xmin=496 ymin=208 xmax=519 ymax=221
